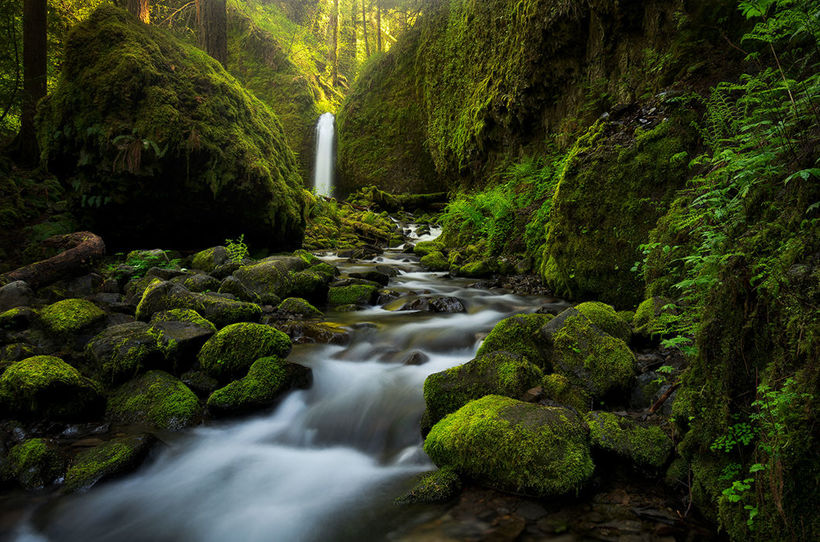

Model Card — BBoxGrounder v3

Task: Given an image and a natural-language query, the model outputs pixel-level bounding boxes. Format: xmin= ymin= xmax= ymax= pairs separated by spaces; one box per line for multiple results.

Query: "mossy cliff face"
xmin=37 ymin=6 xmax=307 ymax=251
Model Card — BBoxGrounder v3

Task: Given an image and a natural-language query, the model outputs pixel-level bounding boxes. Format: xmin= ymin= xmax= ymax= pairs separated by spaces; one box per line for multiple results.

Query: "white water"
xmin=13 ymin=227 xmax=556 ymax=542
xmin=312 ymin=113 xmax=335 ymax=197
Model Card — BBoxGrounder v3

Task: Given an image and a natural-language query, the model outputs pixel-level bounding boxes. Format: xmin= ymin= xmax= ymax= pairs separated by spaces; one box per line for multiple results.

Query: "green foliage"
xmin=225 ymin=234 xmax=249 ymax=262
xmin=107 ymin=250 xmax=181 ymax=280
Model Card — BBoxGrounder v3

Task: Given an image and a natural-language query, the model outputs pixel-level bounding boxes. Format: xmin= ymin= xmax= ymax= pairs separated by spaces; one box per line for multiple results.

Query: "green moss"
xmin=420 ymin=251 xmax=450 ymax=271
xmin=63 ymin=434 xmax=154 ymax=492
xmin=0 ymin=307 xmax=31 ymax=330
xmin=277 ymin=297 xmax=322 ymax=319
xmin=424 ymin=395 xmax=594 ymax=497
xmin=585 ymin=411 xmax=672 ymax=469
xmin=327 ymin=284 xmax=378 ymax=307
xmin=632 ymin=296 xmax=675 ymax=338
xmin=206 ymin=356 xmax=290 ymax=416
xmin=86 ymin=322 xmax=164 ymax=385
xmin=2 ymin=438 xmax=64 ymax=489
xmin=149 ymin=308 xmax=216 ymax=330
xmin=413 ymin=240 xmax=444 ymax=257
xmin=106 ymin=370 xmax=199 ymax=431
xmin=575 ymin=301 xmax=632 ymax=343
xmin=197 ymin=322 xmax=291 ymax=382
xmin=39 ymin=298 xmax=106 ymax=335
xmin=551 ymin=314 xmax=636 ymax=399
xmin=0 ymin=343 xmax=38 ymax=363
xmin=191 ymin=247 xmax=229 ymax=273
xmin=458 ymin=260 xmax=493 ymax=278
xmin=423 ymin=352 xmax=544 ymax=433
xmin=396 ymin=466 xmax=462 ymax=504
xmin=0 ymin=356 xmax=103 ymax=420
xmin=542 ymin=373 xmax=590 ymax=413
xmin=37 ymin=6 xmax=306 ymax=250
xmin=476 ymin=313 xmax=554 ymax=369
xmin=135 ymin=280 xmax=262 ymax=328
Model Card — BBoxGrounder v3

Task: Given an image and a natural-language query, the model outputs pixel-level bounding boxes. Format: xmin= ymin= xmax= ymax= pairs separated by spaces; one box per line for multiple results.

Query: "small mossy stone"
xmin=0 ymin=343 xmax=39 ymax=363
xmin=585 ymin=411 xmax=673 ymax=469
xmin=197 ymin=323 xmax=292 ymax=383
xmin=218 ymin=276 xmax=262 ymax=304
xmin=0 ymin=307 xmax=37 ymax=330
xmin=459 ymin=260 xmax=493 ymax=278
xmin=274 ymin=321 xmax=351 ymax=345
xmin=183 ymin=274 xmax=221 ymax=294
xmin=63 ymin=434 xmax=156 ymax=492
xmin=277 ymin=297 xmax=323 ymax=319
xmin=328 ymin=284 xmax=378 ymax=307
xmin=1 ymin=438 xmax=65 ymax=490
xmin=106 ymin=370 xmax=200 ymax=431
xmin=135 ymin=280 xmax=262 ymax=328
xmin=542 ymin=373 xmax=591 ymax=412
xmin=147 ymin=309 xmax=216 ymax=370
xmin=0 ymin=356 xmax=103 ymax=420
xmin=424 ymin=395 xmax=594 ymax=497
xmin=476 ymin=313 xmax=554 ymax=370
xmin=86 ymin=322 xmax=165 ymax=385
xmin=207 ymin=357 xmax=310 ymax=417
xmin=575 ymin=301 xmax=632 ymax=343
xmin=39 ymin=298 xmax=106 ymax=336
xmin=396 ymin=466 xmax=461 ymax=504
xmin=191 ymin=247 xmax=229 ymax=273
xmin=422 ymin=352 xmax=544 ymax=434
xmin=420 ymin=251 xmax=449 ymax=271
xmin=633 ymin=296 xmax=676 ymax=339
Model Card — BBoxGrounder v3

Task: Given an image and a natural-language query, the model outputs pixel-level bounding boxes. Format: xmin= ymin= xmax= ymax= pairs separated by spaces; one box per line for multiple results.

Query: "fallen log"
xmin=0 ymin=231 xmax=105 ymax=289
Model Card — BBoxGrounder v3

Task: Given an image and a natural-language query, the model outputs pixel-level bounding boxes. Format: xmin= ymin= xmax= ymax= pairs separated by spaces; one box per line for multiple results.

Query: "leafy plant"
xmin=225 ymin=234 xmax=249 ymax=262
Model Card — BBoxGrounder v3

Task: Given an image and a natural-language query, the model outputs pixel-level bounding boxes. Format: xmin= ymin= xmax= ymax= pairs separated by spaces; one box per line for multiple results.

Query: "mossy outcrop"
xmin=541 ymin=373 xmax=591 ymax=413
xmin=476 ymin=313 xmax=554 ymax=370
xmin=39 ymin=298 xmax=106 ymax=336
xmin=0 ymin=356 xmax=103 ymax=420
xmin=1 ymin=438 xmax=65 ymax=490
xmin=424 ymin=395 xmax=594 ymax=497
xmin=106 ymin=370 xmax=199 ymax=431
xmin=585 ymin=411 xmax=672 ymax=469
xmin=419 ymin=251 xmax=449 ymax=271
xmin=135 ymin=281 xmax=262 ymax=328
xmin=63 ymin=434 xmax=156 ymax=492
xmin=37 ymin=6 xmax=307 ymax=250
xmin=423 ymin=352 xmax=544 ymax=434
xmin=197 ymin=322 xmax=291 ymax=383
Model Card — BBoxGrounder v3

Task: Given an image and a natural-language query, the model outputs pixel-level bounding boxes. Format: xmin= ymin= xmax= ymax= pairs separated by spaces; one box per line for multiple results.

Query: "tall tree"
xmin=375 ymin=0 xmax=381 ymax=52
xmin=124 ymin=0 xmax=150 ymax=23
xmin=196 ymin=0 xmax=227 ymax=66
xmin=328 ymin=0 xmax=339 ymax=85
xmin=339 ymin=0 xmax=357 ymax=80
xmin=361 ymin=0 xmax=369 ymax=57
xmin=16 ymin=0 xmax=46 ymax=166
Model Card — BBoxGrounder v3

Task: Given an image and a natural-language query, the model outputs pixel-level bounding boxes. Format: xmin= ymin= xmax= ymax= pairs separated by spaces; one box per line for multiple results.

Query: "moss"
xmin=37 ymin=6 xmax=306 ymax=251
xmin=585 ymin=411 xmax=672 ymax=469
xmin=39 ymin=298 xmax=106 ymax=336
xmin=413 ymin=240 xmax=444 ymax=257
xmin=420 ymin=251 xmax=450 ymax=271
xmin=550 ymin=314 xmax=636 ymax=400
xmin=197 ymin=322 xmax=291 ymax=382
xmin=0 ymin=343 xmax=38 ymax=363
xmin=575 ymin=301 xmax=632 ymax=343
xmin=0 ymin=307 xmax=33 ymax=330
xmin=327 ymin=284 xmax=378 ymax=307
xmin=396 ymin=466 xmax=461 ymax=504
xmin=149 ymin=308 xmax=216 ymax=330
xmin=135 ymin=280 xmax=262 ymax=328
xmin=206 ymin=356 xmax=292 ymax=416
xmin=458 ymin=260 xmax=493 ymax=278
xmin=424 ymin=395 xmax=594 ymax=497
xmin=423 ymin=352 xmax=544 ymax=433
xmin=86 ymin=322 xmax=165 ymax=385
xmin=191 ymin=247 xmax=229 ymax=273
xmin=0 ymin=356 xmax=103 ymax=420
xmin=632 ymin=296 xmax=675 ymax=338
xmin=476 ymin=313 xmax=554 ymax=370
xmin=106 ymin=370 xmax=199 ymax=431
xmin=287 ymin=270 xmax=330 ymax=304
xmin=542 ymin=373 xmax=590 ymax=413
xmin=2 ymin=438 xmax=64 ymax=489
xmin=277 ymin=297 xmax=322 ymax=319
xmin=63 ymin=434 xmax=154 ymax=492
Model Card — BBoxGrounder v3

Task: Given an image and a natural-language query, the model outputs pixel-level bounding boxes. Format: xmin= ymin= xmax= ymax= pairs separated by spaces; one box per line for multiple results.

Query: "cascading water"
xmin=312 ymin=113 xmax=335 ymax=197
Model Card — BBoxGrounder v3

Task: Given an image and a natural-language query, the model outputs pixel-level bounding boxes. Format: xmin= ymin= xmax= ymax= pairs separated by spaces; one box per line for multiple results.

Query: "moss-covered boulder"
xmin=232 ymin=257 xmax=321 ymax=305
xmin=86 ymin=322 xmax=165 ymax=385
xmin=585 ymin=411 xmax=673 ymax=469
xmin=0 ymin=356 xmax=103 ymax=420
xmin=37 ymin=6 xmax=307 ymax=250
xmin=476 ymin=313 xmax=554 ymax=369
xmin=632 ymin=296 xmax=676 ymax=340
xmin=274 ymin=321 xmax=351 ymax=345
xmin=541 ymin=373 xmax=591 ymax=413
xmin=147 ymin=309 xmax=216 ymax=368
xmin=413 ymin=240 xmax=444 ymax=258
xmin=420 ymin=251 xmax=450 ymax=271
xmin=135 ymin=281 xmax=261 ymax=328
xmin=423 ymin=352 xmax=544 ymax=433
xmin=396 ymin=466 xmax=461 ymax=504
xmin=1 ymin=438 xmax=65 ymax=489
xmin=424 ymin=395 xmax=594 ymax=497
xmin=0 ymin=307 xmax=36 ymax=331
xmin=63 ymin=434 xmax=156 ymax=492
xmin=277 ymin=297 xmax=322 ymax=319
xmin=575 ymin=301 xmax=632 ymax=343
xmin=328 ymin=284 xmax=378 ymax=307
xmin=458 ymin=260 xmax=493 ymax=278
xmin=197 ymin=322 xmax=291 ymax=382
xmin=206 ymin=357 xmax=311 ymax=417
xmin=191 ymin=247 xmax=230 ymax=273
xmin=106 ymin=371 xmax=199 ymax=431
xmin=39 ymin=298 xmax=106 ymax=336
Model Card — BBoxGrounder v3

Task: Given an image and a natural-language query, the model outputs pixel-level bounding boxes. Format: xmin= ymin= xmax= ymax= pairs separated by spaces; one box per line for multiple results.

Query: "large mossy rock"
xmin=37 ymin=6 xmax=307 ymax=250
xmin=424 ymin=395 xmax=594 ymax=497
xmin=0 ymin=356 xmax=103 ymax=420
xmin=106 ymin=370 xmax=200 ymax=431
xmin=86 ymin=322 xmax=165 ymax=385
xmin=63 ymin=434 xmax=156 ymax=492
xmin=476 ymin=313 xmax=554 ymax=369
xmin=233 ymin=257 xmax=332 ymax=305
xmin=135 ymin=281 xmax=261 ymax=328
xmin=147 ymin=309 xmax=217 ymax=368
xmin=197 ymin=322 xmax=291 ymax=383
xmin=423 ymin=352 xmax=544 ymax=433
xmin=206 ymin=356 xmax=311 ymax=417
xmin=39 ymin=298 xmax=106 ymax=336
xmin=1 ymin=438 xmax=65 ymax=490
xmin=585 ymin=411 xmax=672 ymax=469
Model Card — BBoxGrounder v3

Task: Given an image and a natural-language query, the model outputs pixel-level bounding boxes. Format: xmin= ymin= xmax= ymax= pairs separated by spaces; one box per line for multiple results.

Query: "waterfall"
xmin=313 ymin=113 xmax=335 ymax=197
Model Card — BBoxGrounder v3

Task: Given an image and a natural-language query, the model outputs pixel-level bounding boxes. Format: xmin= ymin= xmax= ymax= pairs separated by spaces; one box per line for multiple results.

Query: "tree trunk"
xmin=361 ymin=0 xmax=369 ymax=57
xmin=125 ymin=0 xmax=150 ymax=23
xmin=197 ymin=0 xmax=228 ymax=66
xmin=17 ymin=0 xmax=47 ymax=167
xmin=329 ymin=0 xmax=339 ymax=85
xmin=376 ymin=0 xmax=381 ymax=52
xmin=0 ymin=232 xmax=105 ymax=289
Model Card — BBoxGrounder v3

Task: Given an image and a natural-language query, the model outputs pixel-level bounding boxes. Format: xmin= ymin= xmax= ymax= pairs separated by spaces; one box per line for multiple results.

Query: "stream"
xmin=9 ymin=227 xmax=571 ymax=542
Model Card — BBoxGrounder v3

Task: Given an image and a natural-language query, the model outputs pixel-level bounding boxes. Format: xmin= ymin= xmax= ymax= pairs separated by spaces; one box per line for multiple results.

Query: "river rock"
xmin=476 ymin=313 xmax=554 ymax=370
xmin=191 ymin=246 xmax=230 ymax=273
xmin=276 ymin=297 xmax=323 ymax=319
xmin=420 ymin=251 xmax=450 ymax=271
xmin=63 ymin=433 xmax=157 ymax=492
xmin=0 ymin=281 xmax=33 ymax=312
xmin=585 ymin=411 xmax=673 ymax=469
xmin=0 ymin=306 xmax=37 ymax=331
xmin=328 ymin=284 xmax=379 ymax=307
xmin=217 ymin=276 xmax=261 ymax=304
xmin=424 ymin=395 xmax=594 ymax=497
xmin=85 ymin=322 xmax=165 ymax=385
xmin=183 ymin=274 xmax=221 ymax=293
xmin=1 ymin=438 xmax=65 ymax=489
xmin=106 ymin=370 xmax=200 ymax=431
xmin=197 ymin=322 xmax=292 ymax=383
xmin=274 ymin=321 xmax=351 ymax=345
xmin=397 ymin=466 xmax=461 ymax=504
xmin=135 ymin=281 xmax=262 ymax=328
xmin=386 ymin=295 xmax=466 ymax=313
xmin=349 ymin=270 xmax=391 ymax=286
xmin=39 ymin=298 xmax=107 ymax=337
xmin=633 ymin=296 xmax=676 ymax=341
xmin=574 ymin=301 xmax=632 ymax=343
xmin=148 ymin=309 xmax=217 ymax=369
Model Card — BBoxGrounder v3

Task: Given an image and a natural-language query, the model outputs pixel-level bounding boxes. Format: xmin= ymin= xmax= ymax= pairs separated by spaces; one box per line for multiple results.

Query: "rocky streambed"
xmin=1 ymin=224 xmax=715 ymax=541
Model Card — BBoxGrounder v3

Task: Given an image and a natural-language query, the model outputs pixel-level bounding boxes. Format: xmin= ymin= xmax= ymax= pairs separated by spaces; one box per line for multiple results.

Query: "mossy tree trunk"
xmin=329 ymin=0 xmax=339 ymax=85
xmin=361 ymin=0 xmax=369 ymax=57
xmin=16 ymin=0 xmax=46 ymax=167
xmin=196 ymin=0 xmax=227 ymax=66
xmin=124 ymin=0 xmax=150 ymax=23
